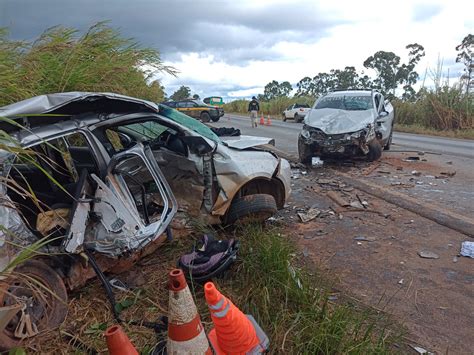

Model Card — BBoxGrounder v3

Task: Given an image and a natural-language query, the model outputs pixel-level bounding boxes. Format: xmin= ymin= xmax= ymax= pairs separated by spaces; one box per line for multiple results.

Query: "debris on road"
xmin=460 ymin=241 xmax=474 ymax=258
xmin=354 ymin=236 xmax=376 ymax=242
xmin=297 ymin=208 xmax=321 ymax=223
xmin=403 ymin=156 xmax=421 ymax=162
xmin=312 ymin=156 xmax=324 ymax=167
xmin=439 ymin=171 xmax=456 ymax=177
xmin=418 ymin=250 xmax=440 ymax=259
xmin=326 ymin=191 xmax=350 ymax=207
xmin=411 ymin=345 xmax=434 ymax=355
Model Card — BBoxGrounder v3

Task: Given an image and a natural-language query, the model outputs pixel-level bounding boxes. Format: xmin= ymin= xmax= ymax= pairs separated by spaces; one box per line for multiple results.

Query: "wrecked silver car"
xmin=298 ymin=90 xmax=394 ymax=163
xmin=0 ymin=92 xmax=290 ymax=348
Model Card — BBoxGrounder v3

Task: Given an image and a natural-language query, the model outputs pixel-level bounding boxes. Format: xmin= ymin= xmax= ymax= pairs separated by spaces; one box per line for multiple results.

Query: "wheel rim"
xmin=1 ymin=275 xmax=54 ymax=339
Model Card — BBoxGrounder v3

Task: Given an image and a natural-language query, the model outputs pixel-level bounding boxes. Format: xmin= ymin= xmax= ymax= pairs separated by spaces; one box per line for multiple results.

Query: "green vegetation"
xmin=224 ymin=96 xmax=315 ymax=117
xmin=0 ymin=22 xmax=175 ymax=106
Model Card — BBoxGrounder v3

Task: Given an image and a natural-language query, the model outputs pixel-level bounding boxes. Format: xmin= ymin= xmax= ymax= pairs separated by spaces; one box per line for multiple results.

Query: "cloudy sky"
xmin=1 ymin=0 xmax=472 ymax=100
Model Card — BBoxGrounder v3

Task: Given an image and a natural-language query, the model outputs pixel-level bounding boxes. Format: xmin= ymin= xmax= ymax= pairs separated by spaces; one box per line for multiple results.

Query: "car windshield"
xmin=158 ymin=104 xmax=220 ymax=142
xmin=315 ymin=95 xmax=373 ymax=111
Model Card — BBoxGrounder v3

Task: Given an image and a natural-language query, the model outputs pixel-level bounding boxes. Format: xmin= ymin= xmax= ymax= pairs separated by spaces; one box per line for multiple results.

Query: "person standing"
xmin=248 ymin=96 xmax=260 ymax=128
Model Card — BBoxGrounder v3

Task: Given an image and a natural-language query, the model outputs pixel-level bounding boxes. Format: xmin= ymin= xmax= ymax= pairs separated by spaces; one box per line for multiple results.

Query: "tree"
xmin=192 ymin=93 xmax=200 ymax=99
xmin=170 ymin=85 xmax=191 ymax=101
xmin=263 ymin=80 xmax=293 ymax=100
xmin=397 ymin=43 xmax=425 ymax=100
xmin=296 ymin=76 xmax=314 ymax=97
xmin=455 ymin=34 xmax=473 ymax=94
xmin=363 ymin=51 xmax=401 ymax=97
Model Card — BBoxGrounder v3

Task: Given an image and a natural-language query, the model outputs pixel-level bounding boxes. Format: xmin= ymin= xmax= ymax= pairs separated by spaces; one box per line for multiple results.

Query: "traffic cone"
xmin=266 ymin=115 xmax=272 ymax=126
xmin=259 ymin=114 xmax=265 ymax=125
xmin=204 ymin=282 xmax=269 ymax=354
xmin=104 ymin=324 xmax=138 ymax=355
xmin=167 ymin=269 xmax=211 ymax=354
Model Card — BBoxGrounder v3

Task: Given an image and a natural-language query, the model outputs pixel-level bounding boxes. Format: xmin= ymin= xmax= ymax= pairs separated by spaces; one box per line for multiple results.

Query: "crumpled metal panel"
xmin=212 ymin=145 xmax=279 ymax=215
xmin=305 ymin=108 xmax=376 ymax=135
xmin=220 ymin=135 xmax=275 ymax=150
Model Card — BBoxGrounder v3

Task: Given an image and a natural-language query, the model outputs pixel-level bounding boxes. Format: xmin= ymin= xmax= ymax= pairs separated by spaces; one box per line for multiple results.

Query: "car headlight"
xmin=301 ymin=125 xmax=311 ymax=139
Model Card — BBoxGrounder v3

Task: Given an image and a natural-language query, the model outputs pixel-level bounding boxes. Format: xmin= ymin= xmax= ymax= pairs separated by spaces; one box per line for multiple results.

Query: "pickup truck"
xmin=282 ymin=103 xmax=311 ymax=122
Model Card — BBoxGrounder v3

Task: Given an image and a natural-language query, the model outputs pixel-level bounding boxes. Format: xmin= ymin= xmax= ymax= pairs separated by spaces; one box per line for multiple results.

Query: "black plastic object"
xmin=178 ymin=234 xmax=239 ymax=283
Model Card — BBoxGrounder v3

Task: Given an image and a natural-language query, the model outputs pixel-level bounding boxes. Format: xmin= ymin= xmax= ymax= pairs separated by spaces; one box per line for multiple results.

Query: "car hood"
xmin=220 ymin=135 xmax=275 ymax=150
xmin=305 ymin=108 xmax=375 ymax=134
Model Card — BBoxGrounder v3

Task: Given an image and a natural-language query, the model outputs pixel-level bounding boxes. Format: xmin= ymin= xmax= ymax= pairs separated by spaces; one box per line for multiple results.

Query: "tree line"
xmin=258 ymin=34 xmax=472 ymax=102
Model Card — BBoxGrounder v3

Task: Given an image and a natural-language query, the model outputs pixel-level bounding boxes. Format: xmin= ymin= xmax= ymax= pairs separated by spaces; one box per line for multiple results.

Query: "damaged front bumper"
xmin=300 ymin=125 xmax=375 ymax=155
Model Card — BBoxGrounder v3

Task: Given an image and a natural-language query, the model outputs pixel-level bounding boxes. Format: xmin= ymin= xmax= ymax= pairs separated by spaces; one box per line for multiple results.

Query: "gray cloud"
xmin=0 ymin=0 xmax=343 ymax=64
xmin=412 ymin=3 xmax=443 ymax=22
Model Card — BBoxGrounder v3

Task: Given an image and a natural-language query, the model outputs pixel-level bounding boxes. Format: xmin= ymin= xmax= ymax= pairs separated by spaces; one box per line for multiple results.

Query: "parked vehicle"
xmin=282 ymin=103 xmax=311 ymax=122
xmin=0 ymin=92 xmax=290 ymax=349
xmin=298 ymin=90 xmax=394 ymax=163
xmin=162 ymin=99 xmax=224 ymax=122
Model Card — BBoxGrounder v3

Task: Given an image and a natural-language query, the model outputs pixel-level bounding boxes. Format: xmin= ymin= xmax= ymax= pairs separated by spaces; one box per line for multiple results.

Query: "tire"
xmin=298 ymin=136 xmax=313 ymax=164
xmin=294 ymin=113 xmax=299 ymax=122
xmin=282 ymin=114 xmax=287 ymax=122
xmin=225 ymin=194 xmax=277 ymax=225
xmin=0 ymin=260 xmax=68 ymax=351
xmin=200 ymin=112 xmax=211 ymax=123
xmin=367 ymin=140 xmax=382 ymax=161
xmin=211 ymin=116 xmax=220 ymax=122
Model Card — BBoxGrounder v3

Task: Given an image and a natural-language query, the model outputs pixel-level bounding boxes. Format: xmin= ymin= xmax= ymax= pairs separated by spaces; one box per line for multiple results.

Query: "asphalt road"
xmin=212 ymin=113 xmax=474 ymax=159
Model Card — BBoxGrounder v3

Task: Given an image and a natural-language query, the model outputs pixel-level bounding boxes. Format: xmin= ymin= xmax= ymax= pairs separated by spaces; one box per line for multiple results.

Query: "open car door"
xmin=63 ymin=143 xmax=177 ymax=257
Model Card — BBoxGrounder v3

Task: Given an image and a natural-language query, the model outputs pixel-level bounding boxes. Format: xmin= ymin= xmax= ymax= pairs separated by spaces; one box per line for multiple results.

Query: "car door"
xmin=286 ymin=104 xmax=294 ymax=118
xmin=374 ymin=94 xmax=393 ymax=142
xmin=63 ymin=142 xmax=177 ymax=256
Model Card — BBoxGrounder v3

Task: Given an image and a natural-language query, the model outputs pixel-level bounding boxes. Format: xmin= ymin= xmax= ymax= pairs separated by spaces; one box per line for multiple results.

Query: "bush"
xmin=0 ymin=22 xmax=175 ymax=106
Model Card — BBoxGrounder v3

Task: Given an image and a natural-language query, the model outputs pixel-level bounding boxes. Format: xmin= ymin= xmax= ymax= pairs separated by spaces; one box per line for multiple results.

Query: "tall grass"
xmin=217 ymin=225 xmax=399 ymax=353
xmin=224 ymin=96 xmax=315 ymax=117
xmin=0 ymin=22 xmax=176 ymax=106
xmin=394 ymin=86 xmax=473 ymax=131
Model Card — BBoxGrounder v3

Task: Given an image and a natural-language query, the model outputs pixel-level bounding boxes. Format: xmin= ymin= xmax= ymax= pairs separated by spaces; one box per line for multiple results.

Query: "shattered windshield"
xmin=157 ymin=104 xmax=220 ymax=143
xmin=315 ymin=95 xmax=373 ymax=111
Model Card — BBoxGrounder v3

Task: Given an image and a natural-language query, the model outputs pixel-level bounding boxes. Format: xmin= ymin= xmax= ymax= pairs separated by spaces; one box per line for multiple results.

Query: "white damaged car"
xmin=0 ymin=92 xmax=291 ymax=349
xmin=298 ymin=90 xmax=394 ymax=163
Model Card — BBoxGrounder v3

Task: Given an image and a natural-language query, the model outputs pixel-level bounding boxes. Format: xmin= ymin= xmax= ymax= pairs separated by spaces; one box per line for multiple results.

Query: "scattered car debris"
xmin=311 ymin=156 xmax=324 ymax=167
xmin=326 ymin=191 xmax=350 ymax=207
xmin=297 ymin=208 xmax=321 ymax=223
xmin=418 ymin=251 xmax=440 ymax=259
xmin=350 ymin=201 xmax=364 ymax=209
xmin=403 ymin=156 xmax=420 ymax=162
xmin=460 ymin=241 xmax=474 ymax=258
xmin=439 ymin=171 xmax=456 ymax=177
xmin=398 ymin=279 xmax=404 ymax=285
xmin=354 ymin=236 xmax=376 ymax=242
xmin=411 ymin=345 xmax=434 ymax=355
xmin=411 ymin=170 xmax=421 ymax=176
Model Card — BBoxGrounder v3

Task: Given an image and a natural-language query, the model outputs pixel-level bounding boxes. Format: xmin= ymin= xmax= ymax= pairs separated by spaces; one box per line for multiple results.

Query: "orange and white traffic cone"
xmin=167 ymin=269 xmax=211 ymax=354
xmin=266 ymin=115 xmax=272 ymax=126
xmin=104 ymin=324 xmax=138 ymax=355
xmin=259 ymin=114 xmax=265 ymax=126
xmin=204 ymin=282 xmax=269 ymax=354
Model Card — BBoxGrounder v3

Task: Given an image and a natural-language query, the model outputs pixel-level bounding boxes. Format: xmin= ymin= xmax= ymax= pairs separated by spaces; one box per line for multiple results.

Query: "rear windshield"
xmin=295 ymin=104 xmax=310 ymax=108
xmin=315 ymin=95 xmax=373 ymax=111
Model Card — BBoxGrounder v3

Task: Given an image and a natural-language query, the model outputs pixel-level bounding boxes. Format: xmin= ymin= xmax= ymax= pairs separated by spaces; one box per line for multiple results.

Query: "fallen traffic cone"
xmin=104 ymin=324 xmax=138 ymax=355
xmin=266 ymin=115 xmax=271 ymax=126
xmin=167 ymin=269 xmax=211 ymax=354
xmin=259 ymin=114 xmax=265 ymax=125
xmin=204 ymin=282 xmax=269 ymax=354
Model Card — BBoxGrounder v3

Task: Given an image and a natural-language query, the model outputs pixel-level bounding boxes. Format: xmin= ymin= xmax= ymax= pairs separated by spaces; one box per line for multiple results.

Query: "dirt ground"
xmin=279 ymin=163 xmax=473 ymax=354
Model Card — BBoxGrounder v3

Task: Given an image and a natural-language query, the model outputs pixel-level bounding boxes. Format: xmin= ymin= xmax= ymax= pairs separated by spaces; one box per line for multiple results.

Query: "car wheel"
xmin=384 ymin=132 xmax=393 ymax=151
xmin=0 ymin=260 xmax=68 ymax=351
xmin=211 ymin=116 xmax=220 ymax=122
xmin=225 ymin=194 xmax=277 ymax=225
xmin=294 ymin=113 xmax=300 ymax=122
xmin=298 ymin=136 xmax=313 ymax=164
xmin=200 ymin=112 xmax=211 ymax=122
xmin=367 ymin=140 xmax=382 ymax=161
xmin=282 ymin=115 xmax=287 ymax=122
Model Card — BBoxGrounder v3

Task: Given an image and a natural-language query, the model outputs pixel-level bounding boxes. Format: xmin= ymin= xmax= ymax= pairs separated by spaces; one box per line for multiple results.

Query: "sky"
xmin=1 ymin=0 xmax=473 ymax=100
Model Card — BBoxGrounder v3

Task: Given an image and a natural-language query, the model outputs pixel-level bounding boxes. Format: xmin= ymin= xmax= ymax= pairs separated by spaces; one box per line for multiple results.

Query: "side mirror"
xmin=378 ymin=111 xmax=389 ymax=119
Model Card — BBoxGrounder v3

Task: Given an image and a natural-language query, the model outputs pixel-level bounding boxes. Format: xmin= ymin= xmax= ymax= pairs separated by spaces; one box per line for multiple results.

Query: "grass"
xmin=394 ymin=123 xmax=474 ymax=139
xmin=24 ymin=224 xmax=401 ymax=354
